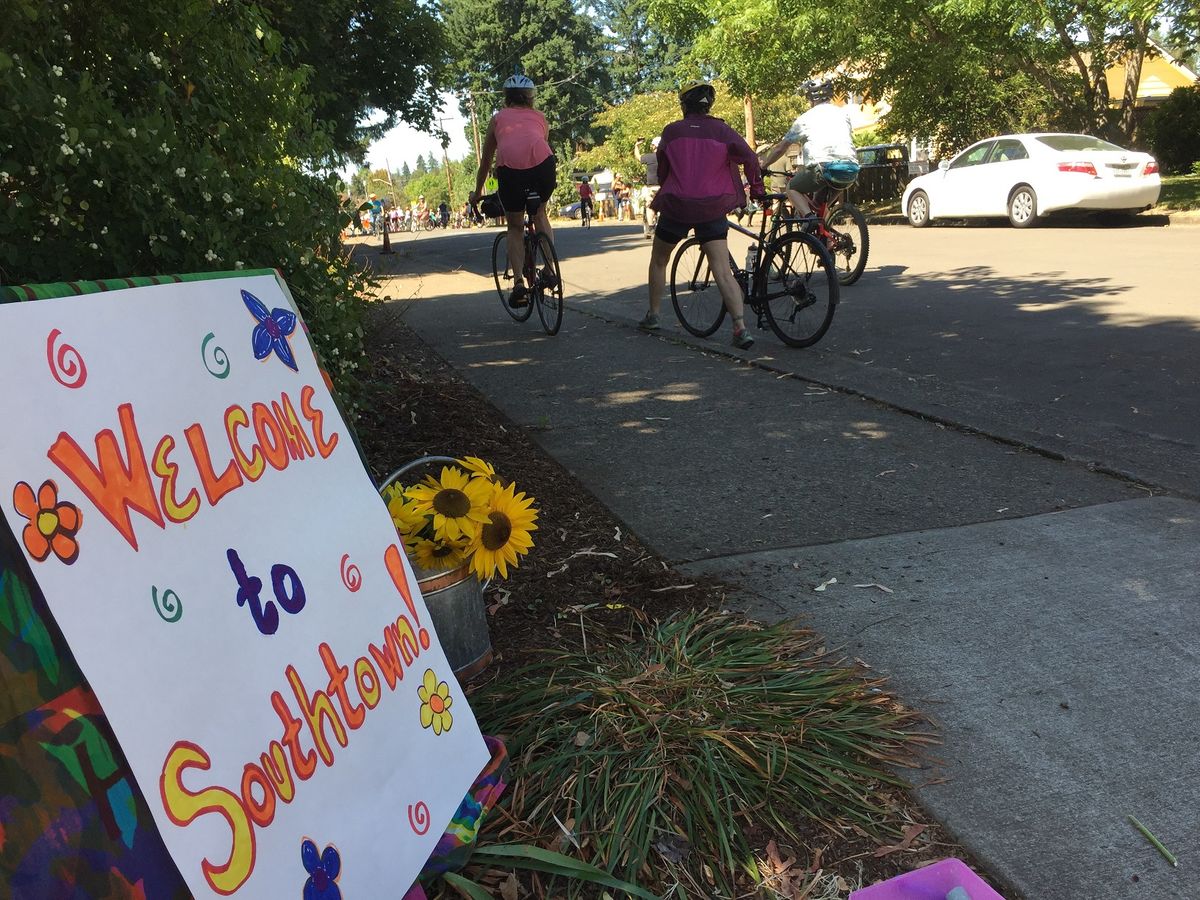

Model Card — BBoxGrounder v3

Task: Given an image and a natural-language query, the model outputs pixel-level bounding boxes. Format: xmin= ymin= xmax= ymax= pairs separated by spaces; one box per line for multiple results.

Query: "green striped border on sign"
xmin=0 ymin=268 xmax=278 ymax=303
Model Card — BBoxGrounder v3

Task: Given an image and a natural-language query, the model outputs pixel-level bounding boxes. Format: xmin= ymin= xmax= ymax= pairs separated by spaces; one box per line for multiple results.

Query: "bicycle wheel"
xmin=492 ymin=232 xmax=533 ymax=322
xmin=824 ymin=203 xmax=869 ymax=285
xmin=669 ymin=237 xmax=729 ymax=338
xmin=757 ymin=232 xmax=838 ymax=347
xmin=531 ymin=232 xmax=563 ymax=335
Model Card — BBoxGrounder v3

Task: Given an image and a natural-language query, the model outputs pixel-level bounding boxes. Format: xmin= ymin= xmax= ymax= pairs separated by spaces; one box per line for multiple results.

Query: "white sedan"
xmin=902 ymin=133 xmax=1161 ymax=228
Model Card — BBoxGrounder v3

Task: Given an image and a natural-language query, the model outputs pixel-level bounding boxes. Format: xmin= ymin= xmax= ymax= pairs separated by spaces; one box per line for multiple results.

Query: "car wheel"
xmin=907 ymin=190 xmax=930 ymax=228
xmin=1008 ymin=185 xmax=1038 ymax=228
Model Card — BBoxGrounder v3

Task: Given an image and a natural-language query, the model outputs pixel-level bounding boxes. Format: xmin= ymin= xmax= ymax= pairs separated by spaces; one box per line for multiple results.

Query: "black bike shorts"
xmin=496 ymin=155 xmax=557 ymax=214
xmin=654 ymin=215 xmax=729 ymax=247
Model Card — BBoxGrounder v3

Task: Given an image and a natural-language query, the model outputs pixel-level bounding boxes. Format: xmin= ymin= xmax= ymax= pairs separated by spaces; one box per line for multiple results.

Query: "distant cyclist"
xmin=640 ymin=81 xmax=764 ymax=350
xmin=578 ymin=175 xmax=594 ymax=221
xmin=759 ymin=79 xmax=856 ymax=217
xmin=470 ymin=73 xmax=557 ymax=308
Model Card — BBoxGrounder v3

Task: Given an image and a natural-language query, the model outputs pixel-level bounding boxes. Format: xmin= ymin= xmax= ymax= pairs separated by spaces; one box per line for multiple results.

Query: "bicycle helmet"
xmin=803 ymin=79 xmax=834 ymax=103
xmin=678 ymin=80 xmax=715 ymax=113
xmin=503 ymin=72 xmax=536 ymax=105
xmin=651 ymin=136 xmax=661 ymax=149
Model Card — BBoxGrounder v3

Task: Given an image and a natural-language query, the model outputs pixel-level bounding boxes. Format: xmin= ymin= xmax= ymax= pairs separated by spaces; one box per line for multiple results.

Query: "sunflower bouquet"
xmin=382 ymin=456 xmax=538 ymax=580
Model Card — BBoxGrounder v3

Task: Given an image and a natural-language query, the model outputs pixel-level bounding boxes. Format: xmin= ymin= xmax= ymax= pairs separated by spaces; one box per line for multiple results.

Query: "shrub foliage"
xmin=1143 ymin=86 xmax=1200 ymax=174
xmin=0 ymin=0 xmax=373 ymax=402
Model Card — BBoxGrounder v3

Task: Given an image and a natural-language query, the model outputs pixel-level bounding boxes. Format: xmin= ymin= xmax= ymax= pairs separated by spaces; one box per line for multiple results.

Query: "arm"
xmin=758 ymin=138 xmax=792 ymax=170
xmin=633 ymin=140 xmax=643 ymax=164
xmin=471 ymin=119 xmax=498 ymax=201
xmin=729 ymin=129 xmax=764 ymax=198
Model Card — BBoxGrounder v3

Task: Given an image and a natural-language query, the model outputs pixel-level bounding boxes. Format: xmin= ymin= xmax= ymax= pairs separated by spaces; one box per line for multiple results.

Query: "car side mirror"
xmin=938 ymin=160 xmax=951 ymax=171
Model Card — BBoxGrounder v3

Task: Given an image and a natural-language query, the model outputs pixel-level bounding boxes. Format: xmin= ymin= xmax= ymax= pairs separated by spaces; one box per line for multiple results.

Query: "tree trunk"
xmin=1119 ymin=21 xmax=1150 ymax=142
xmin=744 ymin=94 xmax=756 ymax=149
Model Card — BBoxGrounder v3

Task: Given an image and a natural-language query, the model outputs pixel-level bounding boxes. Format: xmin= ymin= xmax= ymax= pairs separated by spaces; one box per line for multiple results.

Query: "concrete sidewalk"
xmin=376 ymin=231 xmax=1197 ymax=899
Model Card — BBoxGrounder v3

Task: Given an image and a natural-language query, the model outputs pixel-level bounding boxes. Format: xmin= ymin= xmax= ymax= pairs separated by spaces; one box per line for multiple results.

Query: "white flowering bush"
xmin=0 ymin=1 xmax=372 ymax=405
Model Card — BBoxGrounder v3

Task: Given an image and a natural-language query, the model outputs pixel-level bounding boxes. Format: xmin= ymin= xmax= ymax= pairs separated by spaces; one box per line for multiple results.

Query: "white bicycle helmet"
xmin=503 ymin=73 xmax=535 ymax=90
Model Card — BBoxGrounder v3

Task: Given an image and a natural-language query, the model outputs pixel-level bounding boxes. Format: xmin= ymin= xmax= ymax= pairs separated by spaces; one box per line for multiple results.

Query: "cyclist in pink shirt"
xmin=639 ymin=81 xmax=764 ymax=349
xmin=470 ymin=74 xmax=557 ymax=308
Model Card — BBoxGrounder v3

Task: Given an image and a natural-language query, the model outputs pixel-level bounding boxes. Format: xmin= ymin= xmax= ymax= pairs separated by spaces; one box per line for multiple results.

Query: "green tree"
xmin=1143 ymin=85 xmax=1200 ymax=171
xmin=443 ymin=0 xmax=612 ymax=150
xmin=0 ymin=0 xmax=369 ymax=402
xmin=257 ymin=0 xmax=447 ymax=160
xmin=596 ymin=0 xmax=684 ymax=95
xmin=414 ymin=154 xmax=428 ymax=174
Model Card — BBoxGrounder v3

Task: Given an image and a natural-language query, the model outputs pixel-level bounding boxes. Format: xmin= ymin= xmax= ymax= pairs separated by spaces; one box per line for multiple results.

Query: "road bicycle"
xmin=669 ymin=189 xmax=838 ymax=347
xmin=580 ymin=198 xmax=592 ymax=228
xmin=763 ymin=167 xmax=869 ymax=285
xmin=485 ymin=191 xmax=564 ymax=336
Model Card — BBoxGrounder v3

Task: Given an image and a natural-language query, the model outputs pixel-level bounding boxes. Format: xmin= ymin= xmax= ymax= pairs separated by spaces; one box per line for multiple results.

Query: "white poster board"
xmin=0 ymin=273 xmax=489 ymax=897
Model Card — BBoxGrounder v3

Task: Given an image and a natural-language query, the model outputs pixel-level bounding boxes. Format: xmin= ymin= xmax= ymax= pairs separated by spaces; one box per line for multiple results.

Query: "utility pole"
xmin=467 ymin=91 xmax=482 ymax=165
xmin=436 ymin=120 xmax=454 ymax=202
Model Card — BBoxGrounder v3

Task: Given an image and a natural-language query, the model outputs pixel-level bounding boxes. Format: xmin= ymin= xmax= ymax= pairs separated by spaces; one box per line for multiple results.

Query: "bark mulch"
xmin=352 ymin=299 xmax=997 ymax=898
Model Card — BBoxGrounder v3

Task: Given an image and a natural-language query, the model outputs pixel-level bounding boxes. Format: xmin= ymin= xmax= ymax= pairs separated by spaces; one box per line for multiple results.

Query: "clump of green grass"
xmin=1157 ymin=174 xmax=1200 ymax=211
xmin=469 ymin=610 xmax=932 ymax=897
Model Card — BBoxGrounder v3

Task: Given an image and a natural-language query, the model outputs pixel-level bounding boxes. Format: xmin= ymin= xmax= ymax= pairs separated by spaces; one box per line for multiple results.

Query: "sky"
xmin=351 ymin=93 xmax=475 ymax=178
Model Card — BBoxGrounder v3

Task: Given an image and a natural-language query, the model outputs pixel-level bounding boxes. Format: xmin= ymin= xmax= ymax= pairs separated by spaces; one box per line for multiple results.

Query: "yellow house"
xmin=1104 ymin=41 xmax=1197 ymax=107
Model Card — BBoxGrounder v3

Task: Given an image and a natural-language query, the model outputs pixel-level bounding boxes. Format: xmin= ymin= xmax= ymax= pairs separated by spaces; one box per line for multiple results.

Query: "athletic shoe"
xmin=509 ymin=284 xmax=529 ymax=308
xmin=637 ymin=312 xmax=660 ymax=331
xmin=731 ymin=328 xmax=754 ymax=349
xmin=539 ymin=266 xmax=560 ymax=289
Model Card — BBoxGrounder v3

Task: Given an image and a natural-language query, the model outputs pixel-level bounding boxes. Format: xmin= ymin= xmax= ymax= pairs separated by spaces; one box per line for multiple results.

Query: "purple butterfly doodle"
xmin=242 ymin=289 xmax=298 ymax=371
xmin=301 ymin=838 xmax=342 ymax=900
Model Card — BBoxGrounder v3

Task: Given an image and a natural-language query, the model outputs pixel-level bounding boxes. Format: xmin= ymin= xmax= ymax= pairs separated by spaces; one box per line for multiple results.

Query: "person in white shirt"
xmin=758 ymin=80 xmax=856 ymax=216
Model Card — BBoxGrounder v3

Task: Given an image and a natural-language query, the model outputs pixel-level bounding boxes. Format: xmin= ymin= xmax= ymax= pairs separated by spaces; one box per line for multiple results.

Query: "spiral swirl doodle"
xmin=340 ymin=554 xmax=363 ymax=592
xmin=407 ymin=801 xmax=431 ymax=835
xmin=46 ymin=328 xmax=88 ymax=389
xmin=201 ymin=332 xmax=231 ymax=379
xmin=152 ymin=586 xmax=183 ymax=623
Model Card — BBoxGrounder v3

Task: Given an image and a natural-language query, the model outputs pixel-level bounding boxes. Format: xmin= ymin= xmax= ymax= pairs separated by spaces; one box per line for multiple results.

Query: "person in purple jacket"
xmin=638 ymin=81 xmax=765 ymax=349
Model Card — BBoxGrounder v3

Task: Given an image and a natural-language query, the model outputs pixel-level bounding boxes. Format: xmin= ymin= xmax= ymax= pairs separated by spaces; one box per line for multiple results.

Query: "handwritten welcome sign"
xmin=0 ymin=273 xmax=489 ymax=897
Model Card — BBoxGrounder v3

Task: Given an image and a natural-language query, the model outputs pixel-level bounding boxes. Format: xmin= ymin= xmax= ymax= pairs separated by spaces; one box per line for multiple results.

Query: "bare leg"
xmin=505 ymin=212 xmax=525 ymax=283
xmin=646 ymin=237 xmax=674 ymax=317
xmin=533 ymin=204 xmax=555 ymax=249
xmin=786 ymin=189 xmax=812 ymax=217
xmin=701 ymin=239 xmax=746 ymax=327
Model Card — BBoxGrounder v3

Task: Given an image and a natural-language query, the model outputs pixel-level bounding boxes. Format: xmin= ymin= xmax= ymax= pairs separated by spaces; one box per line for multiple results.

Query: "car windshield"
xmin=1036 ymin=135 xmax=1127 ymax=153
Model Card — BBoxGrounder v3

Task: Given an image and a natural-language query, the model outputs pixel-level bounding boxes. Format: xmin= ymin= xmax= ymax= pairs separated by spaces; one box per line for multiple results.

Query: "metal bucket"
xmin=413 ymin=561 xmax=493 ymax=680
xmin=380 ymin=456 xmax=494 ymax=681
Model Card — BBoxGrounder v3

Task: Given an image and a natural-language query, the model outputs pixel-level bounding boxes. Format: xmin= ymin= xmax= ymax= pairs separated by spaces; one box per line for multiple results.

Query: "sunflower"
xmin=386 ymin=491 xmax=430 ymax=538
xmin=417 ymin=668 xmax=454 ymax=735
xmin=404 ymin=466 xmax=491 ymax=542
xmin=469 ymin=481 xmax=538 ymax=580
xmin=410 ymin=536 xmax=469 ymax=572
xmin=457 ymin=456 xmax=496 ymax=480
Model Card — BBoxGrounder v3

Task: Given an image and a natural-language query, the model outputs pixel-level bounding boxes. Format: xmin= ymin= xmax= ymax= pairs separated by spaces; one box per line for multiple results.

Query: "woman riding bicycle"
xmin=639 ymin=80 xmax=764 ymax=349
xmin=470 ymin=73 xmax=557 ymax=308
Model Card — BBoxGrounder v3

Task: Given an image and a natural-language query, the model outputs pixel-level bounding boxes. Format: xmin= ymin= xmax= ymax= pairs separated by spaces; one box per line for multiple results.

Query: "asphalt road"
xmin=365 ymin=217 xmax=1200 ymax=898
xmin=369 ymin=214 xmax=1200 ymax=492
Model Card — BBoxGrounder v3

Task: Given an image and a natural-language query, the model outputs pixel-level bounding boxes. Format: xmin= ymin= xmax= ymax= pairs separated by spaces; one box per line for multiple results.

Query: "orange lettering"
xmin=252 ymin=402 xmax=288 ymax=471
xmin=240 ymin=762 xmax=276 ymax=828
xmin=319 ymin=643 xmax=366 ymax=730
xmin=260 ymin=741 xmax=296 ymax=804
xmin=274 ymin=394 xmax=314 ymax=461
xmin=185 ymin=422 xmax=243 ymax=506
xmin=270 ymin=691 xmax=316 ymax=782
xmin=369 ymin=628 xmax=405 ymax=690
xmin=354 ymin=657 xmax=382 ymax=709
xmin=286 ymin=664 xmax=348 ymax=768
xmin=224 ymin=405 xmax=265 ymax=482
xmin=48 ymin=403 xmax=164 ymax=551
xmin=301 ymin=384 xmax=338 ymax=458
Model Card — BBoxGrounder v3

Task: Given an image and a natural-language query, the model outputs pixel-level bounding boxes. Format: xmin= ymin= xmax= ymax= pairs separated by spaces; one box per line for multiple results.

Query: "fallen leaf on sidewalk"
xmin=814 ymin=577 xmax=837 ymax=592
xmin=876 ymin=469 xmax=896 ymax=477
xmin=614 ymin=526 xmax=622 ymax=542
xmin=853 ymin=583 xmax=894 ymax=593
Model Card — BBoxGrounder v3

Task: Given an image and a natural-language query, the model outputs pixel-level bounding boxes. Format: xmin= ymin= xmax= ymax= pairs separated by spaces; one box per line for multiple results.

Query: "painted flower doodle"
xmin=301 ymin=838 xmax=342 ymax=900
xmin=242 ymin=289 xmax=298 ymax=372
xmin=13 ymin=480 xmax=82 ymax=564
xmin=418 ymin=668 xmax=454 ymax=735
